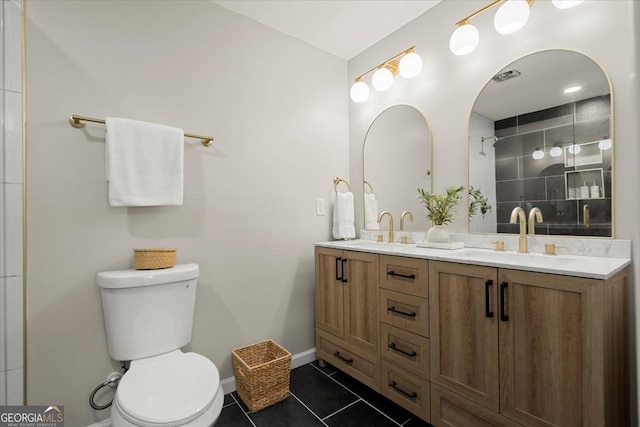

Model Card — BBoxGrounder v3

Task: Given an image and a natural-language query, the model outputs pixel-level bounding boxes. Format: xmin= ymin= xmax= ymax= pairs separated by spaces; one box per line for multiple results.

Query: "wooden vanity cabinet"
xmin=315 ymin=247 xmax=380 ymax=389
xmin=429 ymin=261 xmax=628 ymax=427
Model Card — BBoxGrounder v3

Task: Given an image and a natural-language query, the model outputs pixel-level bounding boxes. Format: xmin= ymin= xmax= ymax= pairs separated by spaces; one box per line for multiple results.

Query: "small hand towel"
xmin=332 ymin=192 xmax=356 ymax=240
xmin=106 ymin=117 xmax=184 ymax=207
xmin=364 ymin=192 xmax=379 ymax=230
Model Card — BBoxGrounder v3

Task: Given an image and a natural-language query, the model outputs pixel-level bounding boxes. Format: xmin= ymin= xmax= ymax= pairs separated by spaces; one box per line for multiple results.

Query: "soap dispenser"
xmin=580 ymin=181 xmax=590 ymax=199
xmin=590 ymin=181 xmax=600 ymax=198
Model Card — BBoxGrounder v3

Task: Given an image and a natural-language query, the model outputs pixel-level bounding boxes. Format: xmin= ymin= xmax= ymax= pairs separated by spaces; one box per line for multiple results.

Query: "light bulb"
xmin=552 ymin=0 xmax=584 ymax=9
xmin=532 ymin=148 xmax=544 ymax=160
xmin=399 ymin=52 xmax=423 ymax=78
xmin=598 ymin=139 xmax=612 ymax=150
xmin=371 ymin=67 xmax=394 ymax=92
xmin=550 ymin=146 xmax=563 ymax=157
xmin=568 ymin=144 xmax=581 ymax=154
xmin=350 ymin=81 xmax=370 ymax=103
xmin=494 ymin=0 xmax=531 ymax=35
xmin=449 ymin=23 xmax=479 ymax=56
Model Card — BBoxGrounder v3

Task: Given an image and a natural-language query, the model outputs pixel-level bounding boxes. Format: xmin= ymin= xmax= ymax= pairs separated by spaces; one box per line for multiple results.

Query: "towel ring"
xmin=333 ymin=177 xmax=351 ymax=193
xmin=364 ymin=181 xmax=373 ymax=194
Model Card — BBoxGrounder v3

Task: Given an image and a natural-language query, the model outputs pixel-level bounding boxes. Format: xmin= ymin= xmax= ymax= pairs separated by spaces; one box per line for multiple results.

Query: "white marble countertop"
xmin=314 ymin=239 xmax=631 ymax=280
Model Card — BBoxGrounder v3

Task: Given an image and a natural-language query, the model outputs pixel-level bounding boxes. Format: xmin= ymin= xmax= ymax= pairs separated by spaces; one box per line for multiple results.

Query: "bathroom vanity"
xmin=314 ymin=239 xmax=630 ymax=426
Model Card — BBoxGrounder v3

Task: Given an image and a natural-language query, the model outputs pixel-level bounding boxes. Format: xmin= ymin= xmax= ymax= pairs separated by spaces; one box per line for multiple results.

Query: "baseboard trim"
xmin=86 ymin=347 xmax=317 ymax=427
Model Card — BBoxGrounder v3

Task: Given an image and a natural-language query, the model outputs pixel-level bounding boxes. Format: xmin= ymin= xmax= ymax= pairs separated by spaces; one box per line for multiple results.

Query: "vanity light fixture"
xmin=549 ymin=145 xmax=563 ymax=157
xmin=449 ymin=0 xmax=534 ymax=56
xmin=552 ymin=0 xmax=584 ymax=9
xmin=532 ymin=147 xmax=544 ymax=160
xmin=598 ymin=138 xmax=612 ymax=150
xmin=494 ymin=0 xmax=531 ymax=34
xmin=568 ymin=144 xmax=581 ymax=154
xmin=349 ymin=46 xmax=423 ymax=102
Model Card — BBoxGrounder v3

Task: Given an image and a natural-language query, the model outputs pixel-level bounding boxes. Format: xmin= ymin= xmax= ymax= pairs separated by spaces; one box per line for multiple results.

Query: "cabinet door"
xmin=315 ymin=247 xmax=345 ymax=338
xmin=344 ymin=251 xmax=379 ymax=354
xmin=498 ymin=269 xmax=603 ymax=427
xmin=429 ymin=261 xmax=499 ymax=412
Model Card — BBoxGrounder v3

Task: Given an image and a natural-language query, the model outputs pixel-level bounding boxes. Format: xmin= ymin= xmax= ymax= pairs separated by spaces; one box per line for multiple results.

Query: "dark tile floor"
xmin=217 ymin=360 xmax=432 ymax=427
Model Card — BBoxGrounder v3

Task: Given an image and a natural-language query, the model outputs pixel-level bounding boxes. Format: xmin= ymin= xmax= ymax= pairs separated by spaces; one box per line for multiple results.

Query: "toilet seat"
xmin=115 ymin=350 xmax=220 ymax=427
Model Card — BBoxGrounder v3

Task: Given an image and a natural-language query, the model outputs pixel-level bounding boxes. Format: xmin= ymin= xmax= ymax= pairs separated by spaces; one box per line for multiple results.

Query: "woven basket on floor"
xmin=232 ymin=339 xmax=292 ymax=412
xmin=133 ymin=248 xmax=176 ymax=270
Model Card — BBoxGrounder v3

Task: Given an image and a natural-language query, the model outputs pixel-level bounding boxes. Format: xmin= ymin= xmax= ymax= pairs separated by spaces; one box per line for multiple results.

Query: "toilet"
xmin=97 ymin=263 xmax=223 ymax=427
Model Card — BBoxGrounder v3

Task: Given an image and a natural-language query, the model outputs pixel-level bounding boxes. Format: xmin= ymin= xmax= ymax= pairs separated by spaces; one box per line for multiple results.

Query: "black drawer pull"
xmin=500 ymin=282 xmax=509 ymax=322
xmin=388 ymin=270 xmax=416 ymax=280
xmin=335 ymin=257 xmax=342 ymax=281
xmin=485 ymin=280 xmax=494 ymax=318
xmin=341 ymin=259 xmax=348 ymax=283
xmin=333 ymin=351 xmax=353 ymax=364
xmin=389 ymin=381 xmax=417 ymax=399
xmin=388 ymin=306 xmax=416 ymax=318
xmin=388 ymin=342 xmax=417 ymax=358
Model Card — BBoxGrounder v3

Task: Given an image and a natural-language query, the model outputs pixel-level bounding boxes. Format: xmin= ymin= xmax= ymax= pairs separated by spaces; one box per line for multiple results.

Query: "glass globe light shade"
xmin=550 ymin=146 xmax=563 ymax=157
xmin=371 ymin=67 xmax=394 ymax=92
xmin=399 ymin=52 xmax=423 ymax=78
xmin=449 ymin=24 xmax=479 ymax=56
xmin=568 ymin=144 xmax=581 ymax=155
xmin=350 ymin=81 xmax=369 ymax=103
xmin=532 ymin=148 xmax=544 ymax=160
xmin=494 ymin=0 xmax=531 ymax=35
xmin=552 ymin=0 xmax=584 ymax=9
xmin=598 ymin=139 xmax=612 ymax=150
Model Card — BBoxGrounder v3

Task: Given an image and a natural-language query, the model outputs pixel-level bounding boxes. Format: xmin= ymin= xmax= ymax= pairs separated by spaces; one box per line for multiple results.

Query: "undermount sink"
xmin=455 ymin=249 xmax=576 ymax=267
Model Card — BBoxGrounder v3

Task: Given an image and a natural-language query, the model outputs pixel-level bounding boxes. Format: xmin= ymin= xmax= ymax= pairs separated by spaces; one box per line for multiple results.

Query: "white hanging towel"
xmin=106 ymin=117 xmax=184 ymax=207
xmin=332 ymin=191 xmax=356 ymax=240
xmin=364 ymin=192 xmax=379 ymax=230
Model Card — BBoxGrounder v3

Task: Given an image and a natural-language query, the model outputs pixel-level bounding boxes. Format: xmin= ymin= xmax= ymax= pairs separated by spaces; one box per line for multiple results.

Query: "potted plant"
xmin=468 ymin=186 xmax=491 ymax=220
xmin=417 ymin=186 xmax=464 ymax=242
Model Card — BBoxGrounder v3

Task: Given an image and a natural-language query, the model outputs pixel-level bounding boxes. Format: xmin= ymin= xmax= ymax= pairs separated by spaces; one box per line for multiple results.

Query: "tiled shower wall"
xmin=0 ymin=0 xmax=24 ymax=404
xmin=494 ymin=95 xmax=611 ymax=236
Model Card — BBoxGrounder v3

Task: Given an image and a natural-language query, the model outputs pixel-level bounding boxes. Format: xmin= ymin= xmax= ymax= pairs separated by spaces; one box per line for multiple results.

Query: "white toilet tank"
xmin=97 ymin=263 xmax=199 ymax=361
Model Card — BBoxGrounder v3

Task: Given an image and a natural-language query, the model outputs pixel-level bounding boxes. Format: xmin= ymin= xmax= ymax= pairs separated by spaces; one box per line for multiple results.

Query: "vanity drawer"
xmin=431 ymin=384 xmax=518 ymax=427
xmin=381 ymin=360 xmax=430 ymax=422
xmin=380 ymin=289 xmax=429 ymax=337
xmin=381 ymin=323 xmax=429 ymax=379
xmin=316 ymin=329 xmax=379 ymax=391
xmin=380 ymin=255 xmax=428 ymax=297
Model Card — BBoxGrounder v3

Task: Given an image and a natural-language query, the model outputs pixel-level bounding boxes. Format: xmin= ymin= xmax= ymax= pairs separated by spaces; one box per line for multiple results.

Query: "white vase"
xmin=427 ymin=225 xmax=450 ymax=243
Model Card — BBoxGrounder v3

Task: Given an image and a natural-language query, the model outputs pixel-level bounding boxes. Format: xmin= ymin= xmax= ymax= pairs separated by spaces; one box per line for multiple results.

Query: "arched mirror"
xmin=363 ymin=105 xmax=432 ymax=232
xmin=469 ymin=50 xmax=612 ymax=237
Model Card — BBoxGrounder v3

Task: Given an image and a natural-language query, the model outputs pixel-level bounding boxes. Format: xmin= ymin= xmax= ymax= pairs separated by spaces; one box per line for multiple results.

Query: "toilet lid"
xmin=116 ymin=351 xmax=219 ymax=425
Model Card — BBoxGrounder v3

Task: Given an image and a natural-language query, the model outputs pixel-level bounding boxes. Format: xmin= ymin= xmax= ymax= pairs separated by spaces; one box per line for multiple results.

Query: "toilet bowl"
xmin=110 ymin=351 xmax=223 ymax=427
xmin=96 ymin=264 xmax=223 ymax=426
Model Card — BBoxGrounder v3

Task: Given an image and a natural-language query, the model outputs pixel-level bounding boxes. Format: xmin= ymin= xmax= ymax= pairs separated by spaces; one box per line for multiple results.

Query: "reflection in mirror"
xmin=469 ymin=50 xmax=612 ymax=237
xmin=363 ymin=105 xmax=432 ymax=232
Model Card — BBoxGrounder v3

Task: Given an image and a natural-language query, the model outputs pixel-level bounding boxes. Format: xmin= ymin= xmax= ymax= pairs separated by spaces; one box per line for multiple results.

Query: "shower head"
xmin=481 ymin=136 xmax=499 ymax=143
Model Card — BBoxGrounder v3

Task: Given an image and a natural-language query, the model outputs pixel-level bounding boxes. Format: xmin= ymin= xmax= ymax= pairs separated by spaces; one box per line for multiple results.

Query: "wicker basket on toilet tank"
xmin=133 ymin=248 xmax=176 ymax=270
xmin=232 ymin=339 xmax=292 ymax=412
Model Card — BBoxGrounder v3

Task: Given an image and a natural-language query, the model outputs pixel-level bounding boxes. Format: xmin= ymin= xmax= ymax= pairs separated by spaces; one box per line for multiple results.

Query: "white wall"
xmin=0 ymin=0 xmax=23 ymax=405
xmin=348 ymin=0 xmax=639 ymax=423
xmin=25 ymin=1 xmax=348 ymax=425
xmin=469 ymin=112 xmax=497 ymax=233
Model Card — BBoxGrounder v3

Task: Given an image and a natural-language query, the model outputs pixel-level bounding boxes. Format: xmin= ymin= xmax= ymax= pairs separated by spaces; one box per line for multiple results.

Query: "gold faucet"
xmin=378 ymin=211 xmax=394 ymax=243
xmin=510 ymin=207 xmax=528 ymax=253
xmin=528 ymin=207 xmax=543 ymax=235
xmin=400 ymin=211 xmax=414 ymax=231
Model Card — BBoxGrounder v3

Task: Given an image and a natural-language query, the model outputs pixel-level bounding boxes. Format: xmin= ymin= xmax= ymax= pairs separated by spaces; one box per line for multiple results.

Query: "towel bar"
xmin=69 ymin=115 xmax=214 ymax=147
xmin=364 ymin=180 xmax=373 ymax=194
xmin=333 ymin=177 xmax=351 ymax=193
